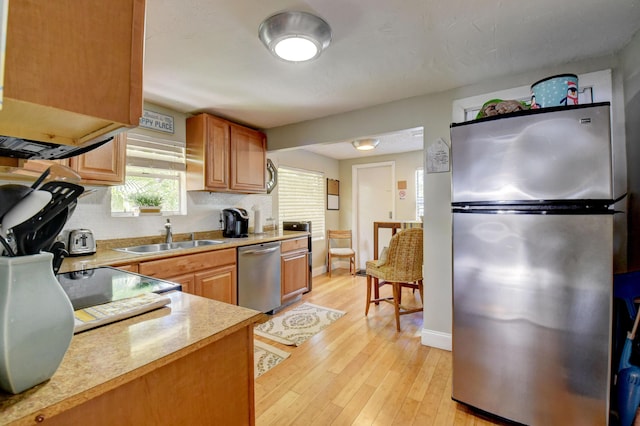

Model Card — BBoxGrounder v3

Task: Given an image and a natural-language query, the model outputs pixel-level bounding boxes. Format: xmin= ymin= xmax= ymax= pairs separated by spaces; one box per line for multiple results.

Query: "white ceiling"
xmin=143 ymin=0 xmax=640 ymax=159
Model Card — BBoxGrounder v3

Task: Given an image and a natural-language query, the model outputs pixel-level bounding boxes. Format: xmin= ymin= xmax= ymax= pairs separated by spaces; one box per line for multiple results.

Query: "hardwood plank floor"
xmin=254 ymin=270 xmax=509 ymax=426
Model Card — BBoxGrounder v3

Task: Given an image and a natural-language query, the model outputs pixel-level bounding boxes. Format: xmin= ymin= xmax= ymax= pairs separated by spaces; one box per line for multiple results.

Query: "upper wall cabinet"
xmin=186 ymin=113 xmax=267 ymax=194
xmin=68 ymin=133 xmax=126 ymax=185
xmin=0 ymin=0 xmax=145 ymax=147
xmin=20 ymin=134 xmax=126 ymax=186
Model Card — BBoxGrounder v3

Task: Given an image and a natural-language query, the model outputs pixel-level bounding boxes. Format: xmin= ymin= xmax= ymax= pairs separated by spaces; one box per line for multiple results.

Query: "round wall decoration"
xmin=266 ymin=159 xmax=277 ymax=193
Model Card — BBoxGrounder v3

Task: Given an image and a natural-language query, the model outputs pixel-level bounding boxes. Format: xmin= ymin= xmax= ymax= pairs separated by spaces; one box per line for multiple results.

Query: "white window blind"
xmin=125 ymin=132 xmax=186 ymax=171
xmin=278 ymin=166 xmax=325 ymax=240
xmin=111 ymin=132 xmax=187 ymax=215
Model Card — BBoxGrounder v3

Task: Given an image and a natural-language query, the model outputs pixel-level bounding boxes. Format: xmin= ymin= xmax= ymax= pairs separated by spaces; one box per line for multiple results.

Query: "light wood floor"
xmin=254 ymin=269 xmax=509 ymax=426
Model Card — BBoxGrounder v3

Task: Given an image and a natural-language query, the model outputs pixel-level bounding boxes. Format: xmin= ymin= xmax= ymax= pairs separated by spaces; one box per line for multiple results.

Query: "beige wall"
xmin=268 ymin=147 xmax=424 ymax=274
xmin=267 ymin=149 xmax=340 ymax=275
xmin=266 ymin=53 xmax=630 ymax=349
xmin=338 ymin=150 xmax=424 ymax=225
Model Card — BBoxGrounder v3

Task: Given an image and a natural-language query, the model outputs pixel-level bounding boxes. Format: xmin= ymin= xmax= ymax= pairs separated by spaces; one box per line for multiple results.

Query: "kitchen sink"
xmin=115 ymin=239 xmax=225 ymax=254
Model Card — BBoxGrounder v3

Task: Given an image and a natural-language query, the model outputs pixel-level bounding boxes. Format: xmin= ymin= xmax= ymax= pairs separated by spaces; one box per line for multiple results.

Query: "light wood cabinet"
xmin=229 ymin=124 xmax=267 ymax=192
xmin=166 ymin=272 xmax=196 ymax=295
xmin=1 ymin=0 xmax=145 ymax=147
xmin=43 ymin=319 xmax=255 ymax=425
xmin=138 ymin=248 xmax=237 ymax=304
xmin=19 ymin=134 xmax=125 ymax=186
xmin=114 ymin=263 xmax=139 ymax=274
xmin=195 ymin=265 xmax=237 ymax=304
xmin=186 ymin=113 xmax=266 ymax=193
xmin=281 ymin=237 xmax=310 ymax=303
xmin=68 ymin=133 xmax=126 ymax=185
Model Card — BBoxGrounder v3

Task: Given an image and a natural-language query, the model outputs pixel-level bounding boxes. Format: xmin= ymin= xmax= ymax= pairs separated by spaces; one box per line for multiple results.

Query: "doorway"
xmin=352 ymin=161 xmax=395 ymax=271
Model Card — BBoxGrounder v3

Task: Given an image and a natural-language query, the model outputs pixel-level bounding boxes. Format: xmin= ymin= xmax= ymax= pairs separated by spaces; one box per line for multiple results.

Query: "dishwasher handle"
xmin=241 ymin=246 xmax=279 ymax=255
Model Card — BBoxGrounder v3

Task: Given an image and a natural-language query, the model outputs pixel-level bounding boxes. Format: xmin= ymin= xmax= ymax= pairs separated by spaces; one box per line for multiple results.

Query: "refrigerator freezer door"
xmin=452 ymin=212 xmax=612 ymax=425
xmin=451 ymin=104 xmax=614 ymax=204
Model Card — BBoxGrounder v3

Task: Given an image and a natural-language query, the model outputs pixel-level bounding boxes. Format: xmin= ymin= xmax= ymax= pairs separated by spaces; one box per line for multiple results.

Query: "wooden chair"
xmin=365 ymin=228 xmax=423 ymax=331
xmin=326 ymin=230 xmax=356 ymax=277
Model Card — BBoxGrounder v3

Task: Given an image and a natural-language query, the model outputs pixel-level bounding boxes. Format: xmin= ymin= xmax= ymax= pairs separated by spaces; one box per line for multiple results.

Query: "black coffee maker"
xmin=222 ymin=208 xmax=249 ymax=237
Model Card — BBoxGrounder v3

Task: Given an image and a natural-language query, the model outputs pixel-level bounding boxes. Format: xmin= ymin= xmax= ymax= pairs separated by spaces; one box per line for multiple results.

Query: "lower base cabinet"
xmin=43 ymin=324 xmax=255 ymax=425
xmin=138 ymin=248 xmax=237 ymax=305
xmin=195 ymin=265 xmax=237 ymax=303
xmin=281 ymin=237 xmax=309 ymax=303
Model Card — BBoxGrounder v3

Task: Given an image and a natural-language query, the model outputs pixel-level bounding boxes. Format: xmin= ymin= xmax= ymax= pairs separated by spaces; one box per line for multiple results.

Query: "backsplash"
xmin=63 ymin=187 xmax=273 ymax=240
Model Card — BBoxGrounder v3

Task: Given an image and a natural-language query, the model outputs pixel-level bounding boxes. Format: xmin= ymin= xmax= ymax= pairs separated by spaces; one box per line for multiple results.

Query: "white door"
xmin=353 ymin=162 xmax=395 ymax=270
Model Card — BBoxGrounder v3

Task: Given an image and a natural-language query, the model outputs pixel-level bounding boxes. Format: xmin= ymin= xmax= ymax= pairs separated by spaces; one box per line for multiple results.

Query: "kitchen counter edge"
xmin=0 ymin=291 xmax=265 ymax=425
xmin=59 ymin=230 xmax=310 ymax=274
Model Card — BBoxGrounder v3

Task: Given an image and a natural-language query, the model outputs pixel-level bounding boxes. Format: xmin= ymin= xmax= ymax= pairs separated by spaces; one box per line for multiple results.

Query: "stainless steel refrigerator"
xmin=450 ymin=102 xmax=622 ymax=425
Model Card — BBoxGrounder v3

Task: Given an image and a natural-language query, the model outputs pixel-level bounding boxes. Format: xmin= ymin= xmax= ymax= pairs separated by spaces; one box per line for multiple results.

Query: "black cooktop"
xmin=57 ymin=266 xmax=181 ymax=310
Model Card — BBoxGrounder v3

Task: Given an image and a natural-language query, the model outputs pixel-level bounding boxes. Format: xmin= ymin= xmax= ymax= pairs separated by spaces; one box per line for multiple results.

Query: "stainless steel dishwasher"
xmin=237 ymin=241 xmax=281 ymax=313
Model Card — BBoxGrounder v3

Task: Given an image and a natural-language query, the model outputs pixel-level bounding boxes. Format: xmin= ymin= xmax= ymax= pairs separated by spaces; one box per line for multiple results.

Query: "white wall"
xmin=266 ymin=53 xmax=626 ymax=350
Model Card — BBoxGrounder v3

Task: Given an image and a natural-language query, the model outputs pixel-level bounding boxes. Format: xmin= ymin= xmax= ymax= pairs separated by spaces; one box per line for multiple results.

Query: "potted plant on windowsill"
xmin=130 ymin=193 xmax=163 ymax=215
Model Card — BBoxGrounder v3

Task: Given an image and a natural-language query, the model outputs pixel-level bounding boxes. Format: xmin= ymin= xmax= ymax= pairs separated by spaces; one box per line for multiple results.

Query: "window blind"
xmin=125 ymin=132 xmax=186 ymax=171
xmin=278 ymin=166 xmax=325 ymax=240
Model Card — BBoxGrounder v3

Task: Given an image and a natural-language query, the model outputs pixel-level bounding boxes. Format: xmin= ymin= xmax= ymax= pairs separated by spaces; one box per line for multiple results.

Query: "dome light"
xmin=259 ymin=11 xmax=332 ymax=62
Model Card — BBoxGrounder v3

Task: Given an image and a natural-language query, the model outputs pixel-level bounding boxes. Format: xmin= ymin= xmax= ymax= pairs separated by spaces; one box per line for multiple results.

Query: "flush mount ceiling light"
xmin=258 ymin=11 xmax=332 ymax=62
xmin=352 ymin=138 xmax=380 ymax=151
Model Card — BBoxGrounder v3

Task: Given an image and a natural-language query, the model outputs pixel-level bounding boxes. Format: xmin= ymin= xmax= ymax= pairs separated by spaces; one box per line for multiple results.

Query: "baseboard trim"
xmin=421 ymin=328 xmax=452 ymax=351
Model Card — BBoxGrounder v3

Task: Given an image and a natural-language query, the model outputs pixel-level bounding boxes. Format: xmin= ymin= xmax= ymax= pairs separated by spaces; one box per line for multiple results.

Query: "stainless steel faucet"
xmin=165 ymin=218 xmax=173 ymax=243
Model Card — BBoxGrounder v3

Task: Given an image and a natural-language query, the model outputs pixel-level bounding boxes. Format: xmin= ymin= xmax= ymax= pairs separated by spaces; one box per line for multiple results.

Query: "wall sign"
xmin=426 ymin=138 xmax=450 ymax=173
xmin=139 ymin=109 xmax=175 ymax=134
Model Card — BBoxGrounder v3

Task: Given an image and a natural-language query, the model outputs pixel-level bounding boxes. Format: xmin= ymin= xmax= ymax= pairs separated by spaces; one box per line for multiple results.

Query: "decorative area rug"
xmin=254 ymin=340 xmax=290 ymax=378
xmin=254 ymin=302 xmax=346 ymax=346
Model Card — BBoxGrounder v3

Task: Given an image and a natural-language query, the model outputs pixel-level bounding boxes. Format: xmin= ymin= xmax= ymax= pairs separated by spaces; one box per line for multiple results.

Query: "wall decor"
xmin=138 ymin=109 xmax=175 ymax=134
xmin=327 ymin=178 xmax=339 ymax=210
xmin=266 ymin=159 xmax=277 ymax=193
xmin=426 ymin=137 xmax=450 ymax=173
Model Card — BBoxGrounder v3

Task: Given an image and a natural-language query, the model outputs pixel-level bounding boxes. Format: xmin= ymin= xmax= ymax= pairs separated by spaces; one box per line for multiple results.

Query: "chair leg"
xmin=351 ymin=257 xmax=356 ymax=275
xmin=327 ymin=254 xmax=332 ymax=278
xmin=365 ymin=274 xmax=372 ymax=316
xmin=392 ymin=282 xmax=401 ymax=331
xmin=418 ymin=280 xmax=424 ymax=305
xmin=374 ymin=277 xmax=380 ymax=305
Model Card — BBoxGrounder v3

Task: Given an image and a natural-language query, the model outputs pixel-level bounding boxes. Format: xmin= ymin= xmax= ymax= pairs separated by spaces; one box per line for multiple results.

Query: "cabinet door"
xmin=68 ymin=133 xmax=125 ymax=185
xmin=186 ymin=113 xmax=229 ymax=191
xmin=229 ymin=125 xmax=266 ymax=193
xmin=281 ymin=249 xmax=309 ymax=302
xmin=195 ymin=265 xmax=237 ymax=305
xmin=2 ymin=0 xmax=144 ymax=145
xmin=166 ymin=272 xmax=196 ymax=295
xmin=204 ymin=115 xmax=230 ymax=190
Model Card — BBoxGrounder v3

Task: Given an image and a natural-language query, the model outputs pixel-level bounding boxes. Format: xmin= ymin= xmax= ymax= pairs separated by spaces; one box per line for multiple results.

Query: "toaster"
xmin=68 ymin=229 xmax=96 ymax=256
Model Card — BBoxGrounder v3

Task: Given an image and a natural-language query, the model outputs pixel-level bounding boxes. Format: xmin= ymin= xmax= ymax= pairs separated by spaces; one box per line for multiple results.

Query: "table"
xmin=371 ymin=221 xmax=422 ymax=301
xmin=373 ymin=221 xmax=422 ymax=259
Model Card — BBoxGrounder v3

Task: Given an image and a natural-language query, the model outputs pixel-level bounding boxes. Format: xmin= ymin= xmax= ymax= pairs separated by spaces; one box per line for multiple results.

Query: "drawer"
xmin=281 ymin=237 xmax=308 ymax=253
xmin=139 ymin=248 xmax=236 ymax=278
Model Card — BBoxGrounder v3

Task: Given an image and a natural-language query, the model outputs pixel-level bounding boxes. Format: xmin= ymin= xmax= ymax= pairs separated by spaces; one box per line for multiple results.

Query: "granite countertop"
xmin=60 ymin=229 xmax=310 ymax=273
xmin=0 ymin=291 xmax=265 ymax=425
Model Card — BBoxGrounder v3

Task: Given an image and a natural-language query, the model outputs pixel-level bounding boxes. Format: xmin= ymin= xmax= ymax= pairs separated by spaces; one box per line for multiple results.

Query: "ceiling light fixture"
xmin=258 ymin=11 xmax=332 ymax=62
xmin=352 ymin=138 xmax=380 ymax=151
